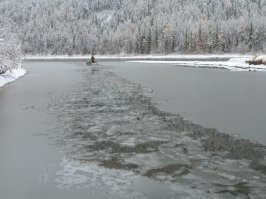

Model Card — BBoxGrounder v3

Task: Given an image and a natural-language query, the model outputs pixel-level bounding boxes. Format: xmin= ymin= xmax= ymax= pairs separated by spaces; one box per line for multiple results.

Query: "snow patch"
xmin=120 ymin=137 xmax=136 ymax=147
xmin=0 ymin=63 xmax=26 ymax=88
xmin=128 ymin=55 xmax=266 ymax=72
xmin=254 ymin=55 xmax=266 ymax=62
xmin=227 ymin=57 xmax=250 ymax=63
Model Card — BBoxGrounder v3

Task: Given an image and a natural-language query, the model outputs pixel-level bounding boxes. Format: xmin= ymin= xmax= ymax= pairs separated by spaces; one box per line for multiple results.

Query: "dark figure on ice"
xmin=91 ymin=55 xmax=96 ymax=63
xmin=86 ymin=55 xmax=97 ymax=65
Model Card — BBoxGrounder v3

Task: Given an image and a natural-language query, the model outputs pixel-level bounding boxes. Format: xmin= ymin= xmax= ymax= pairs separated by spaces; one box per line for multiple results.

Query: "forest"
xmin=0 ymin=17 xmax=21 ymax=72
xmin=0 ymin=0 xmax=265 ymax=55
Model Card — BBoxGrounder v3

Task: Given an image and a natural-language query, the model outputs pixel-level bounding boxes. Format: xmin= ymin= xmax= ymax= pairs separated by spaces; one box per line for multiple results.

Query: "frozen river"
xmin=106 ymin=61 xmax=266 ymax=144
xmin=0 ymin=61 xmax=265 ymax=199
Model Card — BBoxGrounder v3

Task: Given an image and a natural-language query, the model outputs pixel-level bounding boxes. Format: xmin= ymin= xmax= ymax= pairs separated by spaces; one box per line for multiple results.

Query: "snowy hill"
xmin=0 ymin=0 xmax=265 ymax=55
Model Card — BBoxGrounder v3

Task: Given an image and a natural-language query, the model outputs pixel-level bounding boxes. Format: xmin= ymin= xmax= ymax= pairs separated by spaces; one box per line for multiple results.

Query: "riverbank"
xmin=0 ymin=63 xmax=26 ymax=88
xmin=25 ymin=54 xmax=248 ymax=61
xmin=25 ymin=54 xmax=266 ymax=71
xmin=127 ymin=55 xmax=266 ymax=72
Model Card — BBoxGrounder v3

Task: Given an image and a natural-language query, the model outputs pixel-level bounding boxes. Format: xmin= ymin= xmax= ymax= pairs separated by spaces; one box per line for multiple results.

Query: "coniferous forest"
xmin=0 ymin=17 xmax=21 ymax=72
xmin=0 ymin=0 xmax=265 ymax=55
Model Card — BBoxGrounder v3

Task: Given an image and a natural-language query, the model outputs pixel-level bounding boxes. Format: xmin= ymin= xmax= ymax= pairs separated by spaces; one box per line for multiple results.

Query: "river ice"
xmin=49 ymin=63 xmax=266 ymax=199
xmin=127 ymin=56 xmax=266 ymax=72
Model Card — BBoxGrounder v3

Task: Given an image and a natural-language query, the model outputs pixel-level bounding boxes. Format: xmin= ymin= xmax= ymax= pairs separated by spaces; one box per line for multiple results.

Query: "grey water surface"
xmin=0 ymin=62 xmax=174 ymax=199
xmin=0 ymin=62 xmax=92 ymax=199
xmin=0 ymin=61 xmax=265 ymax=199
xmin=106 ymin=61 xmax=266 ymax=144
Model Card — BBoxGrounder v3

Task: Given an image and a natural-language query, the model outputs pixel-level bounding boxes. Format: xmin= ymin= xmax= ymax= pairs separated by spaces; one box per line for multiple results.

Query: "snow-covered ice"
xmin=0 ymin=63 xmax=26 ymax=88
xmin=127 ymin=54 xmax=266 ymax=72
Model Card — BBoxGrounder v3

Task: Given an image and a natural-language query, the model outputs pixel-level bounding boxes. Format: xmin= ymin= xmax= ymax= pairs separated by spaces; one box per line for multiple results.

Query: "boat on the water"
xmin=87 ymin=55 xmax=98 ymax=65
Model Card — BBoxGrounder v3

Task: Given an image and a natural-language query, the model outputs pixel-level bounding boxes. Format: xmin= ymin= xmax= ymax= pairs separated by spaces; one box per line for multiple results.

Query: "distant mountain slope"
xmin=0 ymin=0 xmax=265 ymax=54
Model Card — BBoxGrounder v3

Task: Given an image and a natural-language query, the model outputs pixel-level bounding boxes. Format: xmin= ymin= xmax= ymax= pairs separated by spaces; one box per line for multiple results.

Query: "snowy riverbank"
xmin=25 ymin=54 xmax=248 ymax=61
xmin=0 ymin=63 xmax=26 ymax=88
xmin=128 ymin=55 xmax=266 ymax=72
xmin=25 ymin=54 xmax=266 ymax=71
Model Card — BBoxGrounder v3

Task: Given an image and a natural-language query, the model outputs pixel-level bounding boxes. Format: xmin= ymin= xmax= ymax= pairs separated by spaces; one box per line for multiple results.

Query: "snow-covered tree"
xmin=0 ymin=0 xmax=265 ymax=55
xmin=0 ymin=17 xmax=22 ymax=74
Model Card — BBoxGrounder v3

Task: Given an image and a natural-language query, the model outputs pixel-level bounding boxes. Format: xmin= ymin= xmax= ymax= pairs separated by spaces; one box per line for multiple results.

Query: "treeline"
xmin=0 ymin=17 xmax=21 ymax=73
xmin=0 ymin=0 xmax=265 ymax=55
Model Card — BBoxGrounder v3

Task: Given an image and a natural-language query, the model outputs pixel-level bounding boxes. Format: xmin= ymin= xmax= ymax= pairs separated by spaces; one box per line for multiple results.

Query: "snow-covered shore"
xmin=128 ymin=55 xmax=266 ymax=72
xmin=25 ymin=54 xmax=248 ymax=61
xmin=0 ymin=63 xmax=26 ymax=88
xmin=25 ymin=54 xmax=266 ymax=71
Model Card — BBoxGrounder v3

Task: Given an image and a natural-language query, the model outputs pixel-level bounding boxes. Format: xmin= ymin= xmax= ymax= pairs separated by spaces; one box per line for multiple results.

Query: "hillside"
xmin=0 ymin=0 xmax=265 ymax=55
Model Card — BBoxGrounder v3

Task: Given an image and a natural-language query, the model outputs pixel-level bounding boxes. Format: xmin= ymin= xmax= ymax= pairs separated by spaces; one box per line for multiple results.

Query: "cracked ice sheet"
xmin=55 ymin=157 xmax=231 ymax=199
xmin=55 ymin=157 xmax=176 ymax=199
xmin=49 ymin=64 xmax=266 ymax=199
